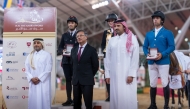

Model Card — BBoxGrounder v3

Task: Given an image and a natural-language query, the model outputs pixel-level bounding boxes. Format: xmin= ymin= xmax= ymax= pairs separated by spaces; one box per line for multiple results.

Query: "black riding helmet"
xmin=67 ymin=16 xmax=78 ymax=26
xmin=151 ymin=11 xmax=165 ymax=23
xmin=105 ymin=13 xmax=118 ymax=21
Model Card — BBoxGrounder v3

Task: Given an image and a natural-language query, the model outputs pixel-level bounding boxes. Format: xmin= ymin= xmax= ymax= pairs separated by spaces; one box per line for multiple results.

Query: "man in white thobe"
xmin=25 ymin=38 xmax=53 ymax=109
xmin=105 ymin=19 xmax=139 ymax=109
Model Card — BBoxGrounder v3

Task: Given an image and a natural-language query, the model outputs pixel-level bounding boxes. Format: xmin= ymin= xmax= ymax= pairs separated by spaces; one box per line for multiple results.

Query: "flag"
xmin=3 ymin=0 xmax=12 ymax=9
xmin=17 ymin=0 xmax=24 ymax=8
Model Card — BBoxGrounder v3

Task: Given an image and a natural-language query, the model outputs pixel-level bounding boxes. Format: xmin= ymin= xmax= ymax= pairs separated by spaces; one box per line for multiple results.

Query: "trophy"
xmin=63 ymin=44 xmax=73 ymax=56
xmin=146 ymin=48 xmax=158 ymax=60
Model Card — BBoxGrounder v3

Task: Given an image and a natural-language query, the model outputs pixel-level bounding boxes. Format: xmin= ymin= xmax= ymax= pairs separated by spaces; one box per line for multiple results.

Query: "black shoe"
xmin=163 ymin=106 xmax=170 ymax=109
xmin=147 ymin=105 xmax=157 ymax=109
xmin=62 ymin=100 xmax=73 ymax=106
xmin=105 ymin=97 xmax=110 ymax=102
xmin=70 ymin=102 xmax=74 ymax=106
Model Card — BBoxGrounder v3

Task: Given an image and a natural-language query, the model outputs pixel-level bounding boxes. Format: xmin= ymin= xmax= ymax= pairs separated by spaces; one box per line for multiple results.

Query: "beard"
xmin=34 ymin=46 xmax=42 ymax=51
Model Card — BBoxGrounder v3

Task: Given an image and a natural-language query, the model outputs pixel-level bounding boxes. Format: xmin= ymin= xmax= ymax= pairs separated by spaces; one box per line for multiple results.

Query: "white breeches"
xmin=148 ymin=63 xmax=169 ymax=87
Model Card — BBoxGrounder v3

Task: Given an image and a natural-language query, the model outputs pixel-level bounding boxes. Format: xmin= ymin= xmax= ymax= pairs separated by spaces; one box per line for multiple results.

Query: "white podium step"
xmin=51 ymin=104 xmax=73 ymax=109
xmin=51 ymin=101 xmax=110 ymax=109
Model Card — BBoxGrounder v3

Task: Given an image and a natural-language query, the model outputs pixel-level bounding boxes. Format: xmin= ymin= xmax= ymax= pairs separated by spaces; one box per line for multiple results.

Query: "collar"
xmin=79 ymin=42 xmax=87 ymax=48
xmin=110 ymin=28 xmax=113 ymax=33
xmin=155 ymin=26 xmax=163 ymax=32
xmin=34 ymin=49 xmax=43 ymax=54
xmin=117 ymin=32 xmax=126 ymax=37
xmin=69 ymin=28 xmax=76 ymax=33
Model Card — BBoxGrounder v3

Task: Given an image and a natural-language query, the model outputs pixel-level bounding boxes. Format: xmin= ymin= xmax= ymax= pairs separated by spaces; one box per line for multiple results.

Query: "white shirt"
xmin=155 ymin=26 xmax=162 ymax=37
xmin=78 ymin=42 xmax=87 ymax=55
xmin=25 ymin=50 xmax=52 ymax=109
xmin=110 ymin=28 xmax=113 ymax=33
xmin=69 ymin=28 xmax=76 ymax=36
xmin=105 ymin=33 xmax=139 ymax=109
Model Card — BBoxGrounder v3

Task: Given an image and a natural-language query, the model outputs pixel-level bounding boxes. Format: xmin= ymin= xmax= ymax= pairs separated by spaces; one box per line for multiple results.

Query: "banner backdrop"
xmin=2 ymin=7 xmax=56 ymax=109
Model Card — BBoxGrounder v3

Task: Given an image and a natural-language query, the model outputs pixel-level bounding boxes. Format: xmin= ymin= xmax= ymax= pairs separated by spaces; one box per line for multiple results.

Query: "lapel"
xmin=66 ymin=32 xmax=71 ymax=38
xmin=79 ymin=44 xmax=89 ymax=62
xmin=151 ymin=29 xmax=155 ymax=38
xmin=155 ymin=27 xmax=164 ymax=37
xmin=112 ymin=32 xmax=114 ymax=37
xmin=74 ymin=46 xmax=79 ymax=62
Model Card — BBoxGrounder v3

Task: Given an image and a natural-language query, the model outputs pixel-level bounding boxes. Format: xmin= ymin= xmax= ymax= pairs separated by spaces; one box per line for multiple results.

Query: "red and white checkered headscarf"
xmin=113 ymin=19 xmax=133 ymax=53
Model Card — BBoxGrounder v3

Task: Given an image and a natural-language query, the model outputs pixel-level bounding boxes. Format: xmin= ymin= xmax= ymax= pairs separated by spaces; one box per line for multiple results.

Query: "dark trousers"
xmin=185 ymin=82 xmax=188 ymax=100
xmin=187 ymin=80 xmax=190 ymax=107
xmin=62 ymin=64 xmax=73 ymax=100
xmin=73 ymin=83 xmax=93 ymax=109
xmin=103 ymin=54 xmax=110 ymax=99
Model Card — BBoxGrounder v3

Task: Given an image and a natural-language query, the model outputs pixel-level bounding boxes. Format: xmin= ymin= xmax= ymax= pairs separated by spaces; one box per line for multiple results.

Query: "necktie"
xmin=70 ymin=32 xmax=73 ymax=37
xmin=77 ymin=47 xmax=83 ymax=61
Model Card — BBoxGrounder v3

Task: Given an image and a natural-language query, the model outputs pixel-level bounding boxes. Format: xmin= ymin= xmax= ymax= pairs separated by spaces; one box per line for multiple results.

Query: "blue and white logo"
xmin=23 ymin=52 xmax=29 ymax=56
xmin=6 ymin=95 xmax=18 ymax=99
xmin=6 ymin=61 xmax=18 ymax=64
xmin=6 ymin=68 xmax=18 ymax=72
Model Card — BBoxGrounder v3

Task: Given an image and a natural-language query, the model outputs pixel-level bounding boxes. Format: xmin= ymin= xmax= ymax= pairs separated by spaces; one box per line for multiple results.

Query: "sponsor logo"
xmin=46 ymin=43 xmax=52 ymax=46
xmin=26 ymin=41 xmax=31 ymax=47
xmin=23 ymin=52 xmax=29 ymax=56
xmin=6 ymin=76 xmax=14 ymax=80
xmin=6 ymin=61 xmax=12 ymax=64
xmin=6 ymin=95 xmax=18 ymax=99
xmin=22 ymin=87 xmax=29 ymax=90
xmin=7 ymin=86 xmax=17 ymax=90
xmin=6 ymin=52 xmax=15 ymax=57
xmin=22 ymin=95 xmax=28 ymax=99
xmin=16 ymin=10 xmax=43 ymax=24
xmin=22 ymin=77 xmax=27 ymax=80
xmin=6 ymin=61 xmax=18 ymax=64
xmin=6 ymin=68 xmax=18 ymax=72
xmin=22 ymin=68 xmax=25 ymax=72
xmin=7 ymin=41 xmax=17 ymax=49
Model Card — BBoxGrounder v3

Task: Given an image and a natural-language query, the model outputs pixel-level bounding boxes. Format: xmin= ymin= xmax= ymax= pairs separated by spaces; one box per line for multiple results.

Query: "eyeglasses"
xmin=76 ymin=34 xmax=85 ymax=38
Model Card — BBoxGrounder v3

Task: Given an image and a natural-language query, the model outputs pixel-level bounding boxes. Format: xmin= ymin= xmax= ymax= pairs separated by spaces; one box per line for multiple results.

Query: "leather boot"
xmin=147 ymin=87 xmax=157 ymax=109
xmin=163 ymin=84 xmax=170 ymax=109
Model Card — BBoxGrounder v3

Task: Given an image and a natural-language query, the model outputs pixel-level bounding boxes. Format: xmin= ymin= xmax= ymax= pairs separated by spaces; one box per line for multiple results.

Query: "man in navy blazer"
xmin=143 ymin=11 xmax=175 ymax=109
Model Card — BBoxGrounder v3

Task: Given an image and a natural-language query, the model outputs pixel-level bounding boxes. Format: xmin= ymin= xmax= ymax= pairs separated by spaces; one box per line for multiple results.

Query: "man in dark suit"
xmin=58 ymin=16 xmax=78 ymax=106
xmin=71 ymin=30 xmax=99 ymax=109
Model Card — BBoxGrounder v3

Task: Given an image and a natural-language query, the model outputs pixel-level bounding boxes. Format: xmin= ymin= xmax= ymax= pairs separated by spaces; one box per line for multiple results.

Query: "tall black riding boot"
xmin=163 ymin=84 xmax=170 ymax=109
xmin=105 ymin=83 xmax=110 ymax=101
xmin=148 ymin=87 xmax=157 ymax=109
xmin=62 ymin=81 xmax=73 ymax=106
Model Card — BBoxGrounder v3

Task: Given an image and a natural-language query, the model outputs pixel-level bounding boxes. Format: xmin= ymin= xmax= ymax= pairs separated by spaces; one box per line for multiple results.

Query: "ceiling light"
xmin=178 ymin=30 xmax=181 ymax=34
xmin=185 ymin=38 xmax=188 ymax=42
xmin=92 ymin=0 xmax=109 ymax=9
